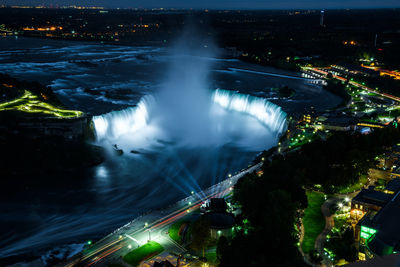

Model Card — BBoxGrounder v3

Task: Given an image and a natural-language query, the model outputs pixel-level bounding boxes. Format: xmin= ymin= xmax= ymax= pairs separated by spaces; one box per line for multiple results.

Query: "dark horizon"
xmin=3 ymin=0 xmax=400 ymax=9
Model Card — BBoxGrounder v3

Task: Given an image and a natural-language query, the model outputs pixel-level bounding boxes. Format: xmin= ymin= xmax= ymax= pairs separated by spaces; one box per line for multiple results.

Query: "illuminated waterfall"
xmin=93 ymin=89 xmax=287 ymax=147
xmin=212 ymin=89 xmax=287 ymax=134
xmin=93 ymin=95 xmax=156 ymax=140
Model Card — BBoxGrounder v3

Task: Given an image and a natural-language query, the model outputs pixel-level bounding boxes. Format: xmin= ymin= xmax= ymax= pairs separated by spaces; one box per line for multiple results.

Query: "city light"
xmin=0 ymin=90 xmax=83 ymax=118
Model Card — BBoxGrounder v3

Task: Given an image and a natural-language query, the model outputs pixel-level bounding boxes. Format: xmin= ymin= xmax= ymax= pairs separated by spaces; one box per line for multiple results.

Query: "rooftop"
xmin=352 ymin=187 xmax=391 ymax=207
xmin=366 ymin=191 xmax=400 ymax=255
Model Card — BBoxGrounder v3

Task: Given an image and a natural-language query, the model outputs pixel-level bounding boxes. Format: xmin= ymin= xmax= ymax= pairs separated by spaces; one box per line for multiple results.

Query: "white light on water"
xmin=93 ymin=95 xmax=155 ymax=140
xmin=92 ymin=89 xmax=287 ymax=151
xmin=212 ymin=89 xmax=287 ymax=133
xmin=93 ymin=89 xmax=286 ymax=145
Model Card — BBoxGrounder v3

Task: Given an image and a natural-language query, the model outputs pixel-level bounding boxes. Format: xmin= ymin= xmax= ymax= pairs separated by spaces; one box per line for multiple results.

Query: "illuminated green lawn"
xmin=123 ymin=241 xmax=164 ymax=266
xmin=302 ymin=191 xmax=325 ymax=254
xmin=205 ymin=247 xmax=217 ymax=263
xmin=338 ymin=175 xmax=368 ymax=194
xmin=0 ymin=90 xmax=83 ymax=118
xmin=169 ymin=220 xmax=189 ymax=244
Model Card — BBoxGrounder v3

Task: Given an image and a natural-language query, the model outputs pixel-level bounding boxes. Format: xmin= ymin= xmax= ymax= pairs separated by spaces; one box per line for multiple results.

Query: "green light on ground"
xmin=87 ymin=240 xmax=92 ymax=245
xmin=0 ymin=90 xmax=83 ymax=118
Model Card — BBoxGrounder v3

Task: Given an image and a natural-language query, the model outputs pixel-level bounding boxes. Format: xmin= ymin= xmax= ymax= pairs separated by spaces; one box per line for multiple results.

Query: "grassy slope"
xmin=302 ymin=191 xmax=326 ymax=254
xmin=169 ymin=220 xmax=189 ymax=244
xmin=338 ymin=175 xmax=368 ymax=194
xmin=123 ymin=241 xmax=164 ymax=266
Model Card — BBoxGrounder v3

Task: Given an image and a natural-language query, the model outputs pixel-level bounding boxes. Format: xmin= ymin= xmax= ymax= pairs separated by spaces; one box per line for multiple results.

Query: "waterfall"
xmin=93 ymin=94 xmax=156 ymax=140
xmin=212 ymin=89 xmax=287 ymax=134
xmin=93 ymin=89 xmax=286 ymax=150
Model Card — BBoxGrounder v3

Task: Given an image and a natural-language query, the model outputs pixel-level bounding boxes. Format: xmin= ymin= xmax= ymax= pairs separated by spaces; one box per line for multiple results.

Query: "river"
xmin=0 ymin=36 xmax=341 ymax=266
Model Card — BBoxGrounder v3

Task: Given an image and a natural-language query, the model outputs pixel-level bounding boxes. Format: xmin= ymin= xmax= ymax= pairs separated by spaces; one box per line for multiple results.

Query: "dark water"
xmin=0 ymin=36 xmax=341 ymax=265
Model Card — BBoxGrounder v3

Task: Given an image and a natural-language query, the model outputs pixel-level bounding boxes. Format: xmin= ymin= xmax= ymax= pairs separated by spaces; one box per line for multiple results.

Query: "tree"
xmin=216 ymin=236 xmax=229 ymax=262
xmin=190 ymin=217 xmax=211 ymax=257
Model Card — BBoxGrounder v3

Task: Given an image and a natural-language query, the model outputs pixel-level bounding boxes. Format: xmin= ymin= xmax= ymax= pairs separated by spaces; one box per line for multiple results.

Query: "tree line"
xmin=217 ymin=125 xmax=400 ymax=266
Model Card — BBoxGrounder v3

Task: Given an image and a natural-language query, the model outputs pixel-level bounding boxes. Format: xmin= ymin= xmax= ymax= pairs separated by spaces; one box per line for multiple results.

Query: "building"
xmin=153 ymin=260 xmax=175 ymax=267
xmin=350 ymin=186 xmax=391 ymax=223
xmin=351 ymin=179 xmax=400 ymax=260
xmin=0 ymin=116 xmax=89 ymax=140
xmin=331 ymin=63 xmax=379 ymax=78
xmin=320 ymin=10 xmax=324 ymax=27
xmin=202 ymin=198 xmax=235 ymax=239
xmin=314 ymin=116 xmax=358 ymax=131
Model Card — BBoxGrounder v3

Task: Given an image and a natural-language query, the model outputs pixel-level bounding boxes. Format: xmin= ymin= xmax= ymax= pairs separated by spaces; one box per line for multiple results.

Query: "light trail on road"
xmin=63 ymin=164 xmax=259 ymax=267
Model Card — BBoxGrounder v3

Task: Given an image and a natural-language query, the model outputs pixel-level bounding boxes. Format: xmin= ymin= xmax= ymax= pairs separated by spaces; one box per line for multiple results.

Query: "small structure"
xmin=153 ymin=260 xmax=175 ymax=267
xmin=202 ymin=198 xmax=235 ymax=239
xmin=331 ymin=63 xmax=379 ymax=78
xmin=351 ymin=178 xmax=400 ymax=260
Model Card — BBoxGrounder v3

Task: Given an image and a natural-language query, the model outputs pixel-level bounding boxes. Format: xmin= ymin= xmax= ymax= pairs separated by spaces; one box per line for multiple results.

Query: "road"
xmin=315 ymin=197 xmax=337 ymax=267
xmin=315 ymin=190 xmax=360 ymax=267
xmin=303 ymin=67 xmax=400 ymax=103
xmin=59 ymin=163 xmax=262 ymax=267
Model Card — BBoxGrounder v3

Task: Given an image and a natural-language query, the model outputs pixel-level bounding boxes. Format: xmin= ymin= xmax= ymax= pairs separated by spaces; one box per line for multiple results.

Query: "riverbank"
xmin=0 ymin=74 xmax=104 ymax=176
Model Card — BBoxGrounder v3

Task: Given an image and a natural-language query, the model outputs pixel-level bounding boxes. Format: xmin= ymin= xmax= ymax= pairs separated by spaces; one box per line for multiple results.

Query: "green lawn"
xmin=123 ymin=241 xmax=164 ymax=266
xmin=338 ymin=175 xmax=368 ymax=194
xmin=0 ymin=90 xmax=83 ymax=118
xmin=169 ymin=220 xmax=189 ymax=244
xmin=302 ymin=191 xmax=326 ymax=254
xmin=205 ymin=247 xmax=217 ymax=263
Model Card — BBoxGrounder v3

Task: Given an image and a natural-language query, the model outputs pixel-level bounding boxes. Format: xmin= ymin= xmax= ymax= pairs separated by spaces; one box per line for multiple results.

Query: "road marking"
xmin=125 ymin=233 xmax=141 ymax=245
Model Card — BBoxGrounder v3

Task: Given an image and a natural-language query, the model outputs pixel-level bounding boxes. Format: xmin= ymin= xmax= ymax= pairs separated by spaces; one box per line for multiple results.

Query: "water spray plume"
xmin=92 ymin=31 xmax=287 ymax=196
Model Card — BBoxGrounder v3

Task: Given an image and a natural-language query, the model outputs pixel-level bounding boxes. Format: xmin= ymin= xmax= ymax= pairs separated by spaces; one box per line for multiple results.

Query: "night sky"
xmin=3 ymin=0 xmax=400 ymax=9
